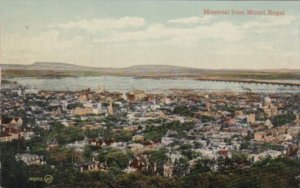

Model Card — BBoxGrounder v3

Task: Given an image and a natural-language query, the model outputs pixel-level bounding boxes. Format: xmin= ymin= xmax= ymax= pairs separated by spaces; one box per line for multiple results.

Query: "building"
xmin=73 ymin=107 xmax=93 ymax=116
xmin=247 ymin=114 xmax=256 ymax=124
xmin=132 ymin=135 xmax=144 ymax=142
xmin=265 ymin=119 xmax=274 ymax=129
xmin=163 ymin=162 xmax=174 ymax=177
xmin=108 ymin=101 xmax=114 ymax=115
xmin=75 ymin=158 xmax=108 ymax=173
xmin=15 ymin=153 xmax=45 ymax=166
xmin=0 ymin=131 xmax=20 ymax=142
xmin=263 ymin=96 xmax=272 ymax=107
xmin=24 ymin=87 xmax=38 ymax=95
xmin=0 ymin=117 xmax=23 ymax=127
xmin=128 ymin=143 xmax=144 ymax=154
xmin=127 ymin=90 xmax=146 ymax=102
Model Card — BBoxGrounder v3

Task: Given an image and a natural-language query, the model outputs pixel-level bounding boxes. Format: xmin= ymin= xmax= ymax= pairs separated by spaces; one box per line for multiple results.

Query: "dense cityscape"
xmin=1 ymin=80 xmax=300 ymax=187
xmin=1 ymin=0 xmax=300 ymax=187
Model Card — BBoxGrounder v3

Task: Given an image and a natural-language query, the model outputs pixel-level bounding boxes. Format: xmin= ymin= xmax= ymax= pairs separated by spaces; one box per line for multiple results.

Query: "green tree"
xmin=273 ymin=113 xmax=296 ymax=126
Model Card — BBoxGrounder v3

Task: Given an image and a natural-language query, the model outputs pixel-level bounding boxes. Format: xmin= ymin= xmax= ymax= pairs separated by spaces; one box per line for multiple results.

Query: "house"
xmin=88 ymin=138 xmax=103 ymax=147
xmin=195 ymin=148 xmax=217 ymax=160
xmin=128 ymin=143 xmax=144 ymax=154
xmin=79 ymin=93 xmax=88 ymax=101
xmin=15 ymin=153 xmax=45 ymax=166
xmin=217 ymin=149 xmax=232 ymax=158
xmin=0 ymin=126 xmax=21 ymax=142
xmin=249 ymin=150 xmax=281 ymax=163
xmin=47 ymin=143 xmax=59 ymax=151
xmin=225 ymin=118 xmax=236 ymax=126
xmin=265 ymin=119 xmax=274 ymax=129
xmin=22 ymin=131 xmax=34 ymax=140
xmin=163 ymin=162 xmax=174 ymax=177
xmin=234 ymin=110 xmax=244 ymax=117
xmin=247 ymin=114 xmax=256 ymax=124
xmin=132 ymin=135 xmax=144 ymax=142
xmin=1 ymin=117 xmax=23 ymax=126
xmin=124 ymin=126 xmax=138 ymax=132
xmin=142 ymin=141 xmax=160 ymax=150
xmin=127 ymin=90 xmax=146 ymax=102
xmin=254 ymin=125 xmax=289 ymax=143
xmin=161 ymin=137 xmax=175 ymax=146
xmin=167 ymin=153 xmax=183 ymax=163
xmin=24 ymin=87 xmax=38 ymax=95
xmin=72 ymin=107 xmax=93 ymax=116
xmin=66 ymin=139 xmax=89 ymax=152
xmin=0 ymin=131 xmax=20 ymax=142
xmin=125 ymin=155 xmax=148 ymax=172
xmin=74 ymin=158 xmax=108 ymax=172
xmin=254 ymin=132 xmax=271 ymax=142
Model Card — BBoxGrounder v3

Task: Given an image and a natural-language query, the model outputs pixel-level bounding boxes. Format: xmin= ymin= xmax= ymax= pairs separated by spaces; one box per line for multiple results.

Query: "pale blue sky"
xmin=1 ymin=1 xmax=299 ymax=69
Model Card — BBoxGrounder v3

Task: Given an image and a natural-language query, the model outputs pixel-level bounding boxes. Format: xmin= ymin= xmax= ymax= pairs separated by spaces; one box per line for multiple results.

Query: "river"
xmin=10 ymin=77 xmax=300 ymax=93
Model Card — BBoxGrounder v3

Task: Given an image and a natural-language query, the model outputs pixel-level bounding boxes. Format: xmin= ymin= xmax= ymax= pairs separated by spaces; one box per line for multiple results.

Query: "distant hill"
xmin=2 ymin=62 xmax=299 ymax=72
xmin=1 ymin=62 xmax=97 ymax=71
xmin=1 ymin=62 xmax=204 ymax=76
xmin=1 ymin=62 xmax=197 ymax=71
xmin=1 ymin=62 xmax=300 ymax=80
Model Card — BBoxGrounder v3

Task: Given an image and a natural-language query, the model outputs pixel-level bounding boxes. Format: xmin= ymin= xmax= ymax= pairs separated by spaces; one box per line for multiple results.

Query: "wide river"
xmin=10 ymin=77 xmax=300 ymax=93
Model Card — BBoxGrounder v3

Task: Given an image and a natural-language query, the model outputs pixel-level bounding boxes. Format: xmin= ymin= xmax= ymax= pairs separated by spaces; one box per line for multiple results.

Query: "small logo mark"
xmin=44 ymin=175 xmax=53 ymax=184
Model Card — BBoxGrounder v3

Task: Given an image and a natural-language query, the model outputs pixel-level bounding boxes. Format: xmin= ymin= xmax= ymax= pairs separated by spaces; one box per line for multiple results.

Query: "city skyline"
xmin=1 ymin=1 xmax=300 ymax=69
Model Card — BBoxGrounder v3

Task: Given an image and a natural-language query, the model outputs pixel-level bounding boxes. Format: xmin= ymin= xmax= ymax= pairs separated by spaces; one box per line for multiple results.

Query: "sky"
xmin=0 ymin=1 xmax=299 ymax=69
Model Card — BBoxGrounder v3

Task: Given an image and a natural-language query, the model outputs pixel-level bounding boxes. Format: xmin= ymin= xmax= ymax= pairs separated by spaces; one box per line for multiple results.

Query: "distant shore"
xmin=2 ymin=69 xmax=300 ymax=81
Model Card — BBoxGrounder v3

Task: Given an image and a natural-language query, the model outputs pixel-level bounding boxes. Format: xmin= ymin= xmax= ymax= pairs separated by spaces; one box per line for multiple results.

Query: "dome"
xmin=264 ymin=97 xmax=271 ymax=103
xmin=263 ymin=96 xmax=272 ymax=107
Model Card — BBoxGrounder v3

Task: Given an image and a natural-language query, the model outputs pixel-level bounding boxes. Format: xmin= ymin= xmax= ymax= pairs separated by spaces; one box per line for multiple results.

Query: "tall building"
xmin=262 ymin=96 xmax=277 ymax=117
xmin=263 ymin=96 xmax=272 ymax=108
xmin=108 ymin=101 xmax=114 ymax=115
xmin=270 ymin=105 xmax=278 ymax=116
xmin=247 ymin=114 xmax=256 ymax=124
xmin=122 ymin=92 xmax=128 ymax=101
xmin=206 ymin=101 xmax=211 ymax=112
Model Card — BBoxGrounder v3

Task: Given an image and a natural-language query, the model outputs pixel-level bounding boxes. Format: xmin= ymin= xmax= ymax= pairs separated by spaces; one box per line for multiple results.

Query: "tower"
xmin=108 ymin=100 xmax=114 ymax=115
xmin=206 ymin=101 xmax=211 ymax=112
xmin=263 ymin=96 xmax=272 ymax=108
xmin=123 ymin=91 xmax=128 ymax=101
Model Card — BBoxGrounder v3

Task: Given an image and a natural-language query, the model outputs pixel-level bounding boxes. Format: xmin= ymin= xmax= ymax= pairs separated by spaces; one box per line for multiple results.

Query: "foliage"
xmin=67 ymin=102 xmax=83 ymax=110
xmin=98 ymin=148 xmax=133 ymax=169
xmin=2 ymin=141 xmax=300 ymax=188
xmin=201 ymin=115 xmax=215 ymax=123
xmin=144 ymin=121 xmax=194 ymax=142
xmin=273 ymin=113 xmax=296 ymax=126
xmin=173 ymin=106 xmax=199 ymax=117
xmin=48 ymin=123 xmax=85 ymax=145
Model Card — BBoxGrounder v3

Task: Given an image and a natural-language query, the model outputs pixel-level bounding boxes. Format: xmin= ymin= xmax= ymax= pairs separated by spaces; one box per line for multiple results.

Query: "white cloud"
xmin=96 ymin=24 xmax=170 ymax=43
xmin=2 ymin=14 xmax=299 ymax=69
xmin=1 ymin=31 xmax=85 ymax=64
xmin=3 ymin=31 xmax=82 ymax=53
xmin=48 ymin=16 xmax=145 ymax=32
xmin=167 ymin=16 xmax=213 ymax=24
xmin=97 ymin=21 xmax=244 ymax=44
xmin=242 ymin=15 xmax=298 ymax=29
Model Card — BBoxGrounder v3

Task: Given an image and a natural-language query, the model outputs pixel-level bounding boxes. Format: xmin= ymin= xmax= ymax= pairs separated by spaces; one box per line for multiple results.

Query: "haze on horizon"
xmin=0 ymin=1 xmax=299 ymax=70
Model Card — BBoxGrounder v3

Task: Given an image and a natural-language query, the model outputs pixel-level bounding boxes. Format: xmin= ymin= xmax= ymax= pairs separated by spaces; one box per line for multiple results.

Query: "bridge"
xmin=196 ymin=78 xmax=300 ymax=87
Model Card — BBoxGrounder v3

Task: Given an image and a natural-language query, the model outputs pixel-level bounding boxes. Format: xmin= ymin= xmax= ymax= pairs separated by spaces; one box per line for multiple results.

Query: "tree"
xmin=99 ymin=148 xmax=133 ymax=169
xmin=273 ymin=113 xmax=296 ymax=126
xmin=190 ymin=159 xmax=214 ymax=174
xmin=146 ymin=150 xmax=167 ymax=175
xmin=173 ymin=157 xmax=190 ymax=177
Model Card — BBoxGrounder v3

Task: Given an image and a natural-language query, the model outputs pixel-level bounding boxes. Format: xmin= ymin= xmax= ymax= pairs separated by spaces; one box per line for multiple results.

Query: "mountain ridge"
xmin=1 ymin=62 xmax=300 ymax=80
xmin=1 ymin=62 xmax=299 ymax=72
